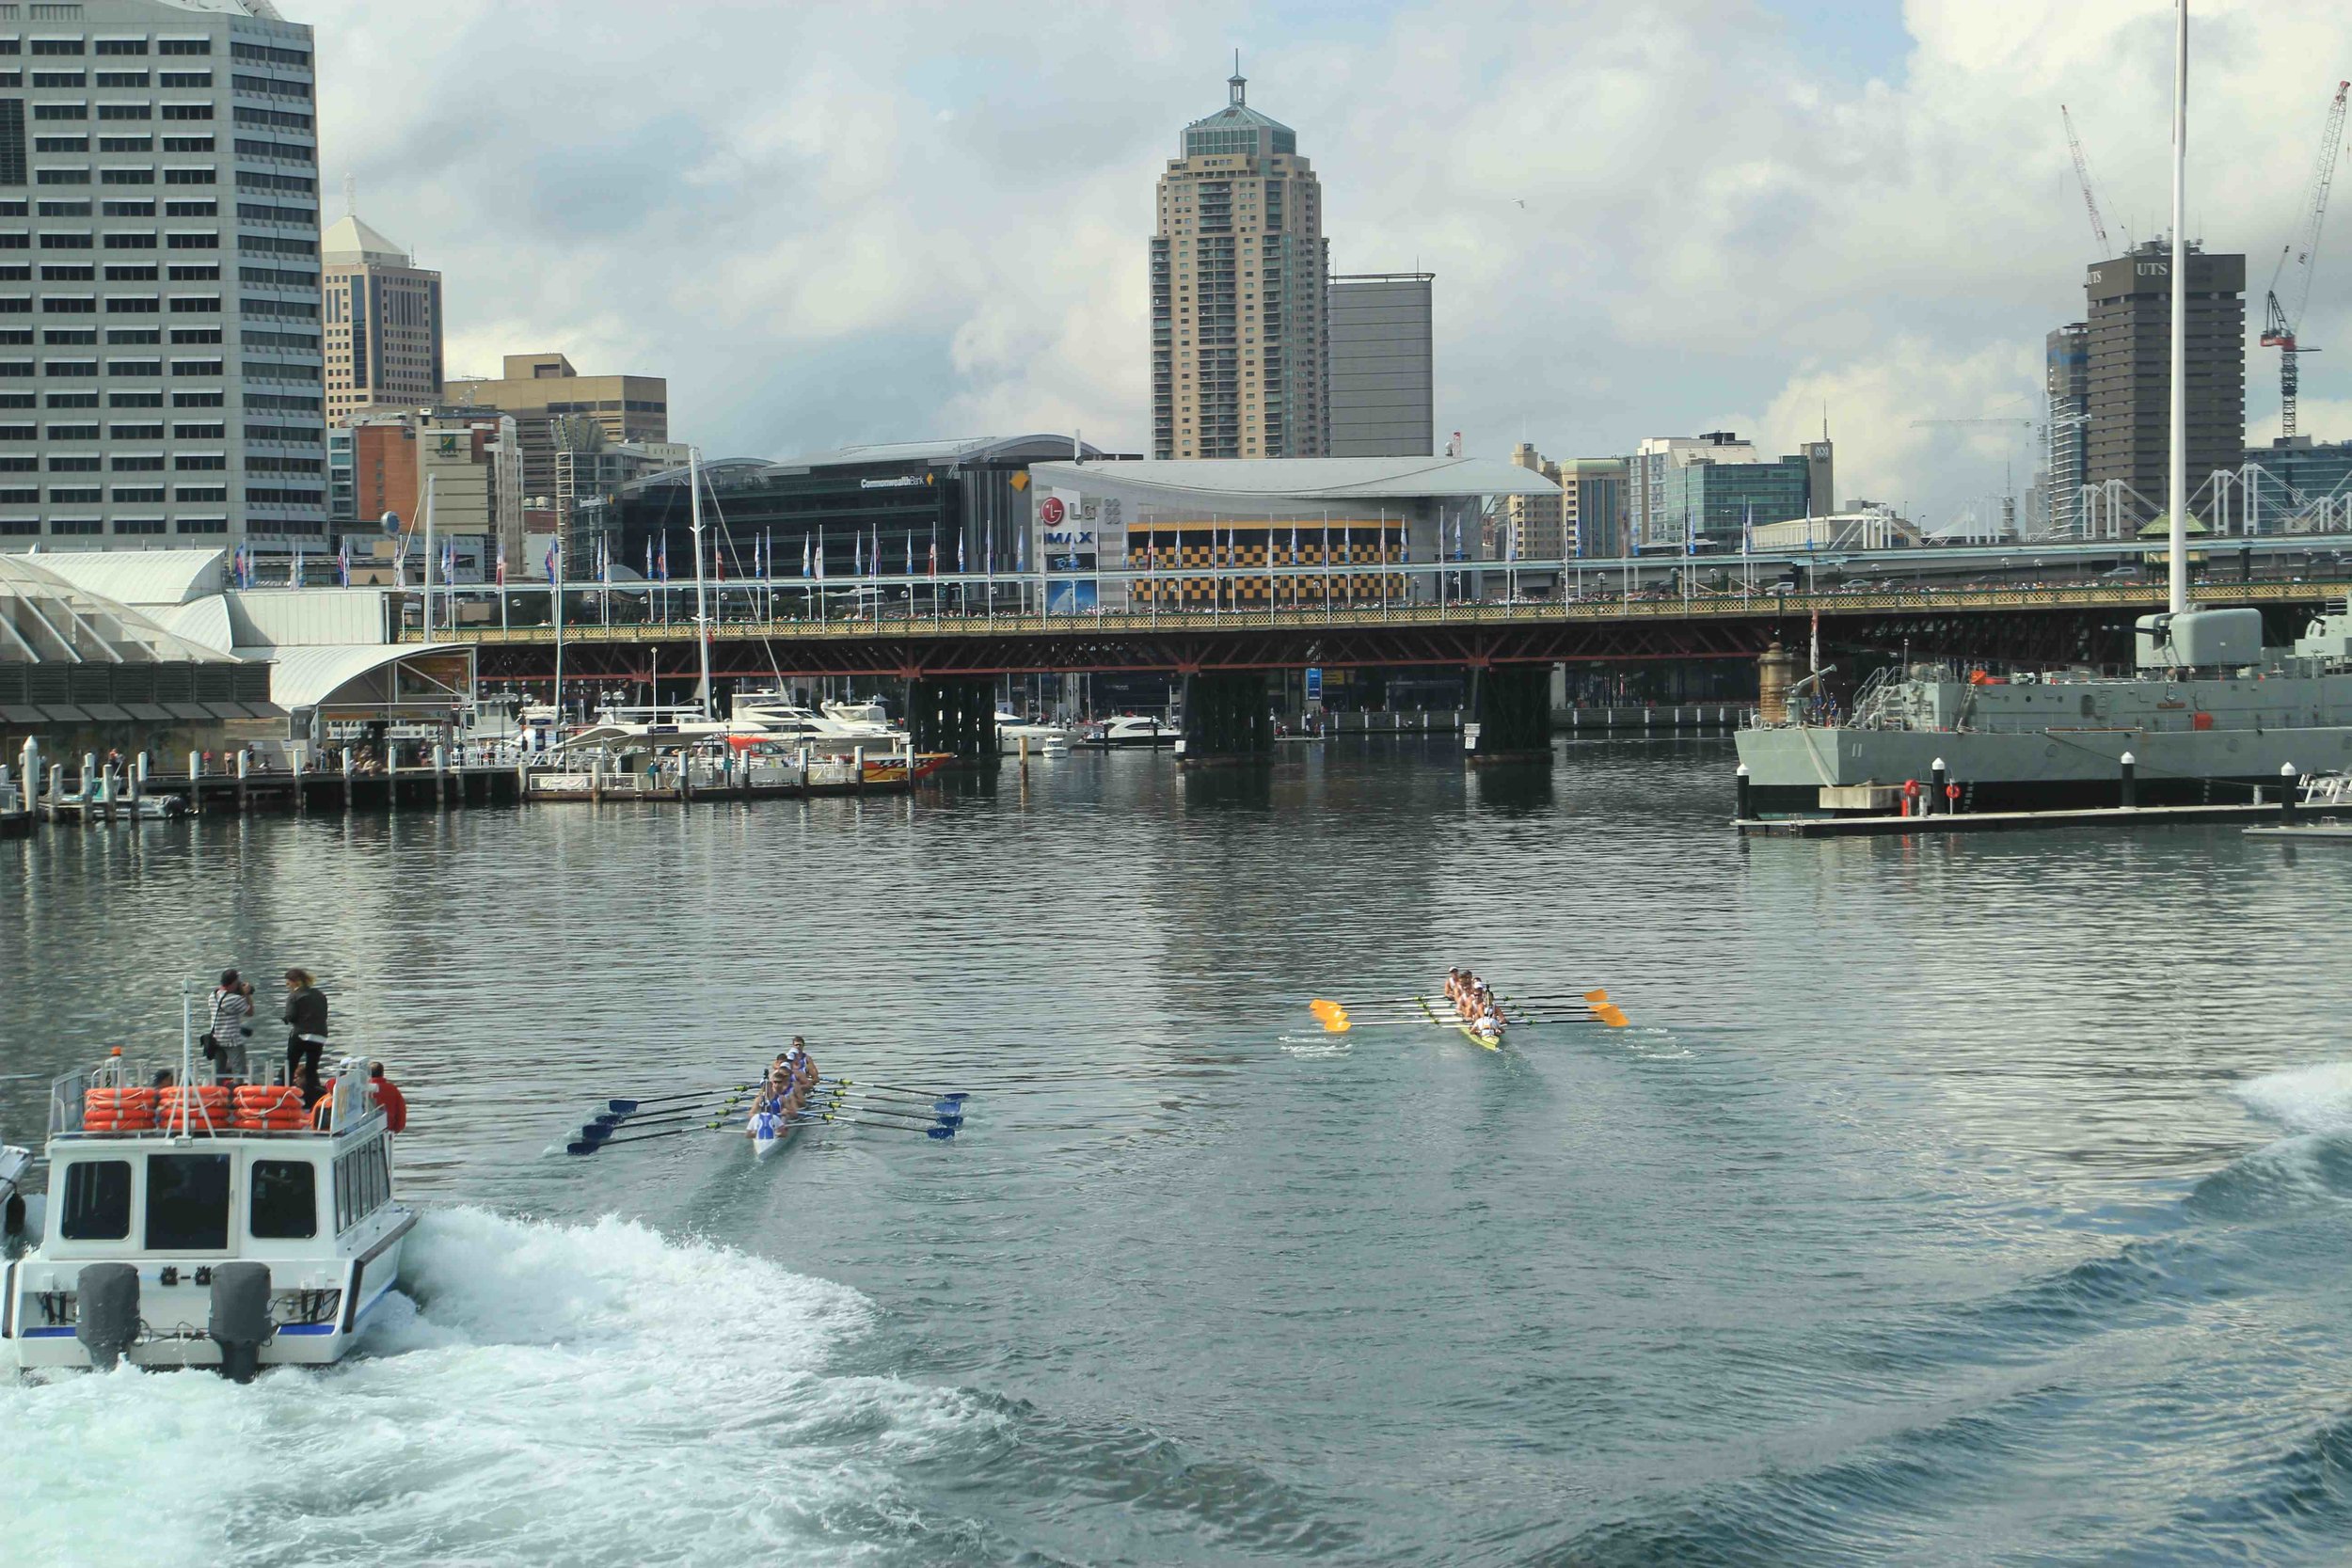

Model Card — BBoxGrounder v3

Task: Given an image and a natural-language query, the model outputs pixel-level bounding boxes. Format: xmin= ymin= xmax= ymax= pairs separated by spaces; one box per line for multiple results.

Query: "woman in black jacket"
xmin=282 ymin=968 xmax=329 ymax=1084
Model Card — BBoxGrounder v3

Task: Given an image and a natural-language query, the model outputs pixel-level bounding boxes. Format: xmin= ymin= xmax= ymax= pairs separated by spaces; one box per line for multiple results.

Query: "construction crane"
xmin=1909 ymin=419 xmax=2034 ymax=430
xmin=2061 ymin=105 xmax=2112 ymax=253
xmin=2262 ymin=81 xmax=2350 ymax=442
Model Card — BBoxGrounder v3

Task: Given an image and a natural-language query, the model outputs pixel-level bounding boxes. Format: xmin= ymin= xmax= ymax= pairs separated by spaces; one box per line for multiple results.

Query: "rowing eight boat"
xmin=1421 ymin=994 xmax=1502 ymax=1051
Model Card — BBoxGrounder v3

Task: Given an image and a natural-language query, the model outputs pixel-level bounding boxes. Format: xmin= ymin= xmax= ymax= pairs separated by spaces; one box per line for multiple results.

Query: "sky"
xmin=299 ymin=0 xmax=2352 ymax=528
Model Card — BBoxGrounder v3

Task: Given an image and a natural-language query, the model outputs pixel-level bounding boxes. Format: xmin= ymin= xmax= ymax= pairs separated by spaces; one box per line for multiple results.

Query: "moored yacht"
xmin=1075 ymin=714 xmax=1177 ymax=750
xmin=2 ymin=1006 xmax=413 ymax=1380
xmin=994 ymin=710 xmax=1073 ymax=753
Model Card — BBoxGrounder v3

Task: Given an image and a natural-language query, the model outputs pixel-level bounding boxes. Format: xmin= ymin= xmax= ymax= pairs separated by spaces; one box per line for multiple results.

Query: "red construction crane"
xmin=2262 ymin=81 xmax=2350 ymax=441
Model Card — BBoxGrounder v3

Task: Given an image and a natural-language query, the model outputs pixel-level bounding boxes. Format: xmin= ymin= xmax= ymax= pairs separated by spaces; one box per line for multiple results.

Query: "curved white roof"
xmin=1027 ymin=456 xmax=1563 ymax=499
xmin=258 ymin=642 xmax=468 ymax=713
xmin=0 ymin=554 xmax=239 ymax=665
xmin=29 ymin=547 xmax=227 ymax=608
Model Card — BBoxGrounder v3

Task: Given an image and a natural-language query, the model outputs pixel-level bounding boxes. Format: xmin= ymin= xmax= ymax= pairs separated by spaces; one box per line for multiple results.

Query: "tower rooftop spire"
xmin=1230 ymin=49 xmax=1244 ymax=106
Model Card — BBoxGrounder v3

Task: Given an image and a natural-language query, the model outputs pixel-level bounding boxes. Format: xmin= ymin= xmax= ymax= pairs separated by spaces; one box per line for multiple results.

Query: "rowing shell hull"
xmin=1421 ymin=996 xmax=1501 ymax=1052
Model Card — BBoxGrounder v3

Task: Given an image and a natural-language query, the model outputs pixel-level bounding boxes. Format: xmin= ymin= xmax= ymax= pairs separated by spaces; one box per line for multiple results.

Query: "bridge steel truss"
xmin=446 ymin=580 xmax=2351 ymax=684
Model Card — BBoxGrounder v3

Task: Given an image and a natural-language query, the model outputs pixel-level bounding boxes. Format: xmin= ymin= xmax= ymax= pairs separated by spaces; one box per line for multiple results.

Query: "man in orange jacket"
xmin=369 ymin=1061 xmax=408 ymax=1133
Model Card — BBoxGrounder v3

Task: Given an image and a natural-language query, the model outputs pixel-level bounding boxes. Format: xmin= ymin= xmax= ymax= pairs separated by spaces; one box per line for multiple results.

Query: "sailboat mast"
xmin=2168 ymin=0 xmax=2189 ymax=617
xmin=690 ymin=446 xmax=713 ymax=720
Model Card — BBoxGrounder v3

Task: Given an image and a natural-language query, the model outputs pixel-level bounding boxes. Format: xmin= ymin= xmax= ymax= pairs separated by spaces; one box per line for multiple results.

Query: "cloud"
xmin=297 ymin=0 xmax=2352 ymax=528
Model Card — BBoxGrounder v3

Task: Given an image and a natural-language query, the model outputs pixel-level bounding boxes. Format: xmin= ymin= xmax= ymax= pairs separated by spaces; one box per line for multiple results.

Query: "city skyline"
xmin=303 ymin=1 xmax=2351 ymax=528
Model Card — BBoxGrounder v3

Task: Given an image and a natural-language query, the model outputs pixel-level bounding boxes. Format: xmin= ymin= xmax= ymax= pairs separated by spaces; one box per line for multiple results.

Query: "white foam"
xmin=0 ymin=1207 xmax=990 ymax=1565
xmin=2233 ymin=1062 xmax=2352 ymax=1136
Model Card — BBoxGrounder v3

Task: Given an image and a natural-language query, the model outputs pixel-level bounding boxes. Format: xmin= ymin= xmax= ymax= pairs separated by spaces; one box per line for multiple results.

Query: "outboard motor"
xmin=74 ymin=1262 xmax=139 ymax=1370
xmin=207 ymin=1261 xmax=272 ymax=1384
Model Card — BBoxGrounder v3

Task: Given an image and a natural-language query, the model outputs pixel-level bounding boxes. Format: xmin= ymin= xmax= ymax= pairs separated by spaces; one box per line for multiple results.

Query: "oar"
xmin=784 ymin=1111 xmax=956 ymax=1139
xmin=603 ymin=1084 xmax=757 ymax=1117
xmin=565 ymin=1122 xmax=735 ymax=1155
xmin=1329 ymin=988 xmax=1609 ymax=1008
xmin=826 ymin=1101 xmax=963 ymax=1128
xmin=823 ymin=1078 xmax=970 ymax=1102
xmin=577 ymin=1089 xmax=850 ymax=1143
xmin=593 ymin=1087 xmax=766 ymax=1129
xmin=811 ymin=1086 xmax=965 ymax=1117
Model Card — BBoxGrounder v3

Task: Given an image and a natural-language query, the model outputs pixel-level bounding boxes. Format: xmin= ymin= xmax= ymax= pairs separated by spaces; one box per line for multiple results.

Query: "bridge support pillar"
xmin=1466 ymin=666 xmax=1552 ymax=765
xmin=1179 ymin=672 xmax=1272 ymax=768
xmin=908 ymin=677 xmax=996 ymax=766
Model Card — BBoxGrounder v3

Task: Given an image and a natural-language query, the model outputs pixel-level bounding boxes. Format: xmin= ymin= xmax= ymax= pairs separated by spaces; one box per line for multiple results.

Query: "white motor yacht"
xmin=994 ymin=710 xmax=1073 ymax=753
xmin=1076 ymin=714 xmax=1178 ymax=750
xmin=728 ymin=690 xmax=907 ymax=751
xmin=2 ymin=1005 xmax=414 ymax=1380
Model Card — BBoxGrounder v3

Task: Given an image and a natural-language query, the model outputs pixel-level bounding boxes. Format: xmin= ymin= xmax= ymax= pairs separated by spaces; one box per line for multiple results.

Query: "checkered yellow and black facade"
xmin=1126 ymin=520 xmax=1407 ymax=608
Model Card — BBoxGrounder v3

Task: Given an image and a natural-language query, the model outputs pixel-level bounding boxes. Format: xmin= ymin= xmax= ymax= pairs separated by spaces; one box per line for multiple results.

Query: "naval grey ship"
xmin=1736 ymin=604 xmax=2352 ymax=815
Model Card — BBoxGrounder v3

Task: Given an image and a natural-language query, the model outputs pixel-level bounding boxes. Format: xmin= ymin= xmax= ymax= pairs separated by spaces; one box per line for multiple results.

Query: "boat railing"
xmin=1845 ymin=664 xmax=1906 ymax=730
xmin=48 ymin=1053 xmax=376 ymax=1141
xmin=2300 ymin=771 xmax=2352 ymax=808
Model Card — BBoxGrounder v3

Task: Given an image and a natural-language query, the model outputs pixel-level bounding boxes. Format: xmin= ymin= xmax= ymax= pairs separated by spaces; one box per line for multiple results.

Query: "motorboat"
xmin=994 ymin=710 xmax=1073 ymax=753
xmin=1 ymin=1134 xmax=31 ymax=1241
xmin=1075 ymin=714 xmax=1178 ymax=750
xmin=2 ymin=999 xmax=413 ymax=1379
xmin=728 ymin=690 xmax=908 ymax=751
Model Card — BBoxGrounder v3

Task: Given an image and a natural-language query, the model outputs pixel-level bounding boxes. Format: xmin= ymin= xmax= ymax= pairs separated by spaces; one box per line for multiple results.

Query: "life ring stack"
xmin=82 ymin=1086 xmax=156 ymax=1133
xmin=232 ymin=1084 xmax=309 ymax=1132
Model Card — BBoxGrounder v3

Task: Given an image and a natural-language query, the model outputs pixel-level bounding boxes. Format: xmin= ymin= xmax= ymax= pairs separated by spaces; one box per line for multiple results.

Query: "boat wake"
xmin=0 ymin=1207 xmax=993 ymax=1566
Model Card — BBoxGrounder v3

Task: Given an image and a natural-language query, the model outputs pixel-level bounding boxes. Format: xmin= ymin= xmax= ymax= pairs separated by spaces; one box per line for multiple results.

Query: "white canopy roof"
xmin=1026 ymin=456 xmax=1561 ymax=499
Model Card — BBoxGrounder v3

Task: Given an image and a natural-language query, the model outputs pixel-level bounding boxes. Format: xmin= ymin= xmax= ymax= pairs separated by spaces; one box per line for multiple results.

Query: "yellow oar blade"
xmin=1308 ymin=999 xmax=1352 ymax=1033
xmin=1597 ymin=1004 xmax=1629 ymax=1028
xmin=1583 ymin=989 xmax=1610 ymax=1004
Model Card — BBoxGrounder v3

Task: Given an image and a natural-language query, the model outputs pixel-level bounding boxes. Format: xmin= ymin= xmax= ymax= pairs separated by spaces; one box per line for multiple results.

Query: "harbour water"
xmin=5 ymin=740 xmax=2352 ymax=1565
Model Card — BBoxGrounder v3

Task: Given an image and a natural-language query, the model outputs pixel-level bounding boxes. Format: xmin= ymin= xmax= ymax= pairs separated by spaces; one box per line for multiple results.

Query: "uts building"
xmin=0 ymin=0 xmax=325 ymax=558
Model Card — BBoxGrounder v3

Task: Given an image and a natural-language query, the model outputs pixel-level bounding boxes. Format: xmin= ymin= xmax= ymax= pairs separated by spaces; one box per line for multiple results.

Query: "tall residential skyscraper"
xmin=1630 ymin=433 xmax=1755 ymax=550
xmin=2044 ymin=321 xmax=2089 ymax=537
xmin=0 ymin=0 xmax=325 ymax=557
xmin=1327 ymin=272 xmax=1432 ymax=457
xmin=1150 ymin=64 xmax=1326 ymax=460
xmin=322 ymin=210 xmax=441 ymax=423
xmin=2084 ymin=239 xmax=2244 ymax=515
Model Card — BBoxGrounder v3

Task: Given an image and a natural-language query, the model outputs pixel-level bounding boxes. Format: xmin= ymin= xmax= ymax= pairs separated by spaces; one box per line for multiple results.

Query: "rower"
xmin=1471 ymin=1007 xmax=1502 ymax=1042
xmin=784 ymin=1037 xmax=818 ymax=1097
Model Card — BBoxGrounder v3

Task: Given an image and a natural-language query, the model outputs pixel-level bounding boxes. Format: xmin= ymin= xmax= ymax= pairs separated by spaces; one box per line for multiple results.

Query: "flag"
xmin=802 ymin=534 xmax=811 ymax=578
xmin=714 ymin=546 xmax=724 ymax=582
xmin=905 ymin=531 xmax=914 ymax=577
xmin=1015 ymin=527 xmax=1025 ymax=572
xmin=339 ymin=541 xmax=352 ymax=587
xmin=817 ymin=528 xmax=826 ymax=579
xmin=291 ymin=545 xmax=303 ymax=586
xmin=545 ymin=541 xmax=558 ymax=583
xmin=1291 ymin=523 xmax=1299 ymax=562
xmin=853 ymin=530 xmax=863 ymax=576
xmin=929 ymin=540 xmax=938 ymax=576
xmin=644 ymin=538 xmax=653 ymax=581
xmin=956 ymin=534 xmax=964 ymax=573
xmin=1454 ymin=517 xmax=1464 ymax=560
xmin=870 ymin=524 xmax=881 ymax=578
xmin=658 ymin=535 xmax=669 ymax=581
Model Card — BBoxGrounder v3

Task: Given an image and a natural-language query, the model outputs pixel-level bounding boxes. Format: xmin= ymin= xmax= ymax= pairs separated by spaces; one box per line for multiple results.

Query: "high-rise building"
xmin=1631 ymin=433 xmax=1755 ymax=549
xmin=1150 ymin=65 xmax=1327 ymax=460
xmin=1557 ymin=457 xmax=1629 ymax=559
xmin=341 ymin=405 xmax=522 ymax=567
xmin=2085 ymin=240 xmax=2245 ymax=515
xmin=1327 ymin=272 xmax=1431 ymax=457
xmin=1499 ymin=441 xmax=1564 ymax=558
xmin=0 ymin=0 xmax=325 ymax=557
xmin=2044 ymin=321 xmax=2090 ymax=537
xmin=441 ymin=351 xmax=667 ymax=519
xmin=1661 ymin=445 xmax=1815 ymax=548
xmin=322 ymin=210 xmax=440 ymax=423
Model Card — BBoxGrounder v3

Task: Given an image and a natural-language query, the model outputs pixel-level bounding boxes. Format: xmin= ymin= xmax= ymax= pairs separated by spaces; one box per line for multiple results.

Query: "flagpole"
xmin=689 ymin=445 xmax=712 ymax=721
xmin=421 ymin=473 xmax=437 ymax=638
xmin=550 ymin=535 xmax=565 ymax=731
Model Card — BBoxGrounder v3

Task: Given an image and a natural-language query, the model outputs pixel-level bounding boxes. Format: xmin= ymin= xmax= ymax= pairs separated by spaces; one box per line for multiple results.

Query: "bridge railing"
xmin=398 ymin=578 xmax=2352 ymax=645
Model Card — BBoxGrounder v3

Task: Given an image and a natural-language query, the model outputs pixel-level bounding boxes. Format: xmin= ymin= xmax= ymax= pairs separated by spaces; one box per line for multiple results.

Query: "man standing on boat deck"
xmin=282 ymin=969 xmax=329 ymax=1085
xmin=369 ymin=1062 xmax=407 ymax=1133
